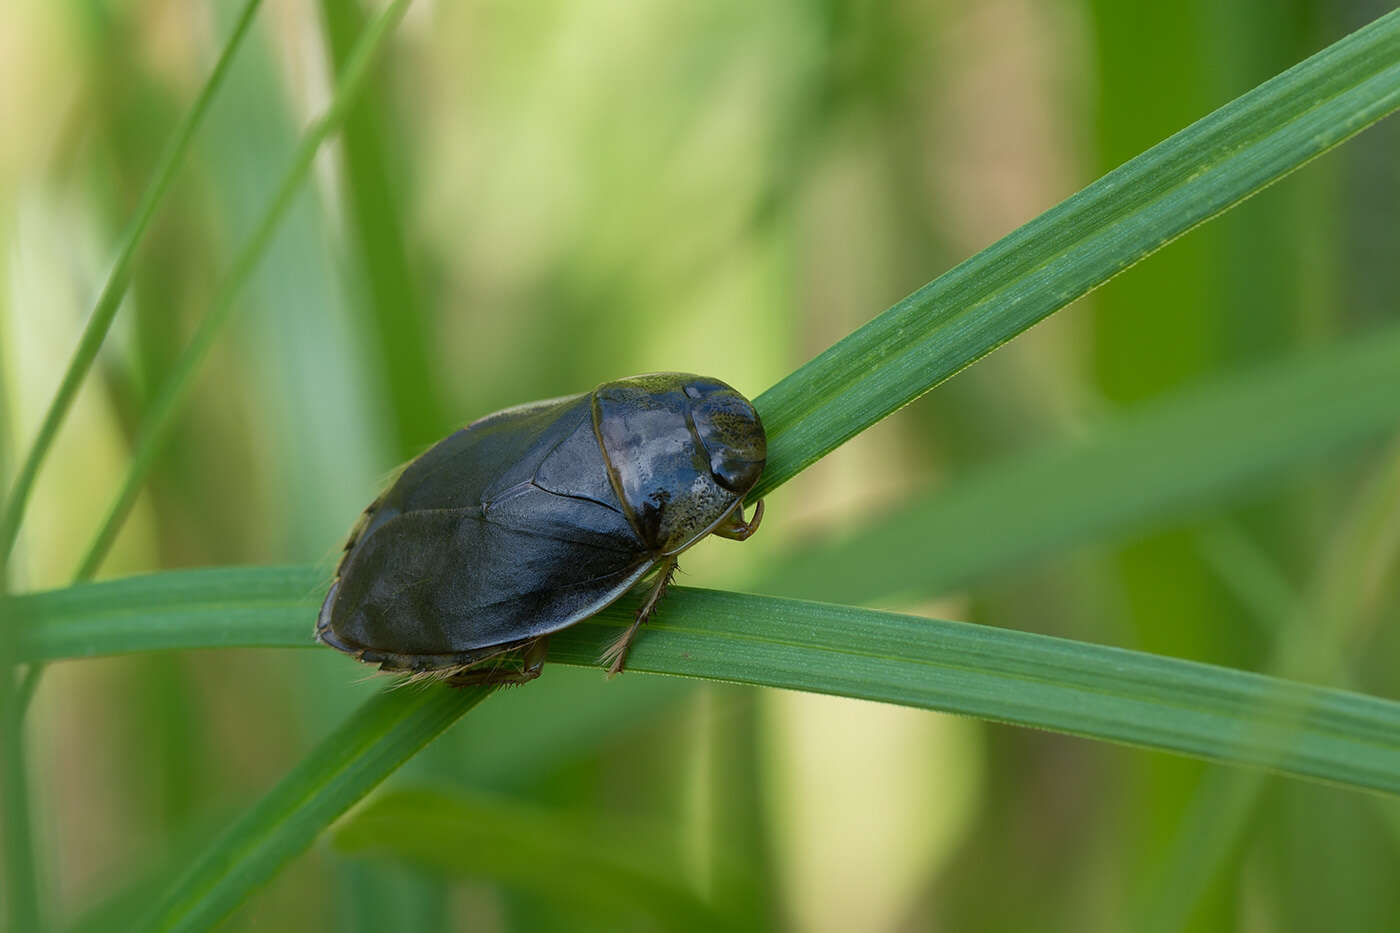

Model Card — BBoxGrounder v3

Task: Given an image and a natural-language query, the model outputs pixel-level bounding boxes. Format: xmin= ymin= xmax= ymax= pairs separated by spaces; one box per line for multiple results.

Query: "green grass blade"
xmin=761 ymin=321 xmax=1400 ymax=604
xmin=14 ymin=567 xmax=1400 ymax=796
xmin=71 ymin=0 xmax=414 ymax=582
xmin=1133 ymin=449 xmax=1400 ymax=932
xmin=332 ymin=787 xmax=738 ymax=930
xmin=2 ymin=677 xmax=41 ymax=933
xmin=134 ymin=684 xmax=490 ymax=933
xmin=0 ymin=0 xmax=265 ymax=574
xmin=14 ymin=564 xmax=317 ymax=660
xmin=0 ymin=1 xmax=273 ymax=907
xmin=316 ymin=0 xmax=449 ymax=460
xmin=749 ymin=8 xmax=1400 ymax=501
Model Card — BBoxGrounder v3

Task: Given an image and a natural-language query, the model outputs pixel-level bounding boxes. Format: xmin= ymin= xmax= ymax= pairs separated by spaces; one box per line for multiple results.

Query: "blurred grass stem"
xmin=136 ymin=683 xmax=490 ymax=933
xmin=2 ymin=7 xmax=266 ymax=927
xmin=4 ymin=6 xmax=409 ymax=924
xmin=1137 ymin=442 xmax=1400 ymax=931
xmin=0 ymin=0 xmax=265 ymax=581
xmin=71 ymin=0 xmax=414 ymax=584
xmin=2 ymin=674 xmax=41 ymax=932
xmin=750 ymin=8 xmax=1400 ymax=501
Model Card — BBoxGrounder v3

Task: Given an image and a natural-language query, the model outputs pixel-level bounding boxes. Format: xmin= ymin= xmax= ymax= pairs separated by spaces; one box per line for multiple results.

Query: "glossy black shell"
xmin=316 ymin=373 xmax=765 ymax=673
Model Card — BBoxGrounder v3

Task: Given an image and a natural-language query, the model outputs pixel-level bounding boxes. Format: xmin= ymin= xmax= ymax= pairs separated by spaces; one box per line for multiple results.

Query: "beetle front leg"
xmin=713 ymin=499 xmax=764 ymax=541
xmin=601 ymin=558 xmax=678 ymax=677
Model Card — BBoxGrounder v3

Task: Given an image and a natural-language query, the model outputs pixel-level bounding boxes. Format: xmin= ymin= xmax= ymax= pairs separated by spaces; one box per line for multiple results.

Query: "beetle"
xmin=316 ymin=373 xmax=766 ymax=685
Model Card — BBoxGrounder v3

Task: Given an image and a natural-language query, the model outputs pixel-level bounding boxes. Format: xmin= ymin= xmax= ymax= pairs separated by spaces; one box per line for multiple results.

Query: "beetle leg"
xmin=446 ymin=637 xmax=549 ymax=687
xmin=601 ymin=558 xmax=678 ymax=677
xmin=713 ymin=499 xmax=764 ymax=541
xmin=520 ymin=635 xmax=550 ymax=677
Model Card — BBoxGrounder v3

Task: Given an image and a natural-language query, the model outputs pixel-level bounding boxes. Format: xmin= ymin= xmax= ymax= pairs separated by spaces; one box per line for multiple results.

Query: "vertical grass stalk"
xmin=2 ymin=674 xmax=41 ymax=933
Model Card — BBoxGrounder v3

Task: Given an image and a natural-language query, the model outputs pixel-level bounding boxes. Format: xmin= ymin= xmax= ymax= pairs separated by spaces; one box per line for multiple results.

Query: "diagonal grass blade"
xmin=750 ymin=8 xmax=1400 ymax=501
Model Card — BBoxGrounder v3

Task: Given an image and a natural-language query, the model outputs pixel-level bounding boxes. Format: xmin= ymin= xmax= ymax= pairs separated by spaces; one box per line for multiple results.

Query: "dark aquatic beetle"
xmin=316 ymin=373 xmax=766 ymax=684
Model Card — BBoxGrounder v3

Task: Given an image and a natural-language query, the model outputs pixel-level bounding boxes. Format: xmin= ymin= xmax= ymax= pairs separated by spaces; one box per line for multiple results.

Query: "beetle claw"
xmin=714 ymin=498 xmax=764 ymax=541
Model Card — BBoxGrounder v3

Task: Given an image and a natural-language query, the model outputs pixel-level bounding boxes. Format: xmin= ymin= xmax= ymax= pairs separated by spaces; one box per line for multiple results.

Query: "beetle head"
xmin=684 ymin=379 xmax=766 ymax=495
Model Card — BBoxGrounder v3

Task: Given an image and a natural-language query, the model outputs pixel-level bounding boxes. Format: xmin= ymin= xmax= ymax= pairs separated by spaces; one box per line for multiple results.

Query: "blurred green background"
xmin=2 ymin=0 xmax=1398 ymax=930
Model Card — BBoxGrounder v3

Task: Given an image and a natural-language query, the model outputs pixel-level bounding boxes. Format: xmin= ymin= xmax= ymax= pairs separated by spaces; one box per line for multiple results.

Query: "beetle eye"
xmin=709 ymin=451 xmax=762 ymax=493
xmin=689 ymin=389 xmax=766 ymax=494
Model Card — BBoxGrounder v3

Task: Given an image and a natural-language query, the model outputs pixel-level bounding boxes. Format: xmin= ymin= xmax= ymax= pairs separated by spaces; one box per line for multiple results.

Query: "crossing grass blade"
xmin=331 ymin=787 xmax=740 ymax=931
xmin=133 ymin=683 xmax=491 ymax=933
xmin=12 ymin=567 xmax=1400 ymax=796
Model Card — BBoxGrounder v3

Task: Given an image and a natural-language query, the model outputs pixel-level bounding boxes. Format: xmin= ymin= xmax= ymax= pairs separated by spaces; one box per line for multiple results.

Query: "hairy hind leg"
xmin=600 ymin=557 xmax=678 ymax=677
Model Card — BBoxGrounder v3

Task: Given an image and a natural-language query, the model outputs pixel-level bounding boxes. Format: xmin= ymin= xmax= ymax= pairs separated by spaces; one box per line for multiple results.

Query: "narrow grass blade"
xmin=0 ymin=337 xmax=37 ymax=933
xmin=2 ymin=677 xmax=41 ymax=933
xmin=1134 ymin=447 xmax=1400 ymax=932
xmin=13 ymin=567 xmax=1400 ymax=796
xmin=135 ymin=684 xmax=490 ymax=933
xmin=762 ymin=321 xmax=1400 ymax=604
xmin=431 ymin=666 xmax=695 ymax=791
xmin=0 ymin=0 xmax=265 ymax=573
xmin=13 ymin=564 xmax=319 ymax=660
xmin=71 ymin=0 xmax=414 ymax=582
xmin=493 ymin=591 xmax=1400 ymax=798
xmin=317 ymin=0 xmax=448 ymax=459
xmin=332 ymin=787 xmax=737 ymax=931
xmin=750 ymin=9 xmax=1400 ymax=500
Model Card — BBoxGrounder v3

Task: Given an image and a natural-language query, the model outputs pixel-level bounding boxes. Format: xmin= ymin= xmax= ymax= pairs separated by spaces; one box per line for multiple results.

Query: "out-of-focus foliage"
xmin=1 ymin=1 xmax=1398 ymax=931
